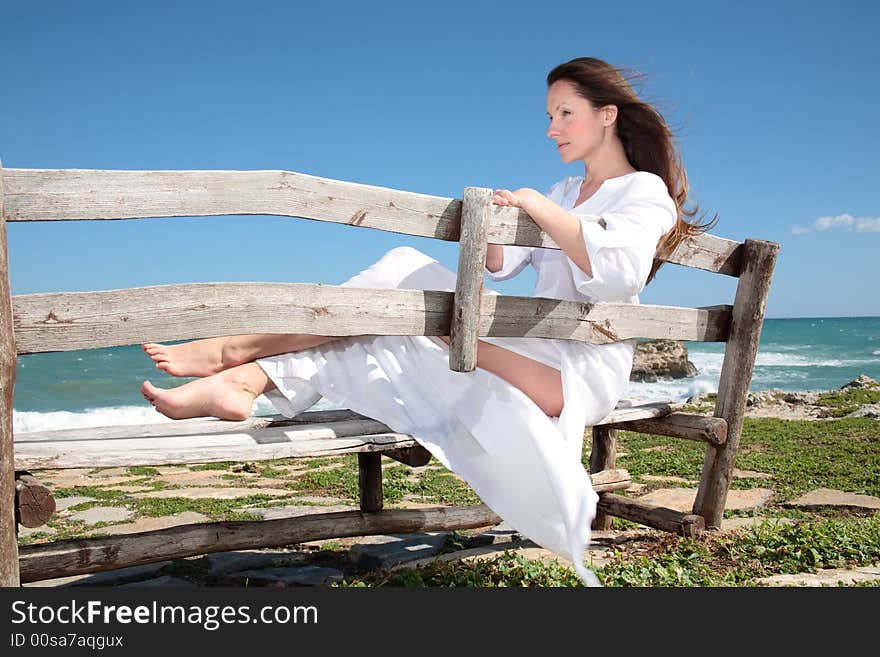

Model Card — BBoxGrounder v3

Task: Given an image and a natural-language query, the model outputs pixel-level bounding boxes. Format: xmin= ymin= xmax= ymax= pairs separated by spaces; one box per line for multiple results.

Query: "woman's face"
xmin=546 ymin=79 xmax=609 ymax=163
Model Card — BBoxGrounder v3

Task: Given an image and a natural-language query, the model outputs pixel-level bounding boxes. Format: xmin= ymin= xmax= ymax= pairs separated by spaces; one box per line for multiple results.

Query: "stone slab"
xmin=756 ymin=565 xmax=880 ymax=587
xmin=132 ymin=487 xmax=293 ymax=500
xmin=24 ymin=561 xmax=172 ymax=588
xmin=720 ymin=517 xmax=796 ymax=532
xmin=786 ymin=488 xmax=880 ymax=511
xmin=217 ymin=566 xmax=344 ymax=587
xmin=732 ymin=469 xmax=774 ymax=480
xmin=204 ymin=550 xmax=309 ymax=575
xmin=635 ymin=488 xmax=775 ymax=513
xmin=43 ymin=474 xmax=137 ymax=488
xmin=118 ymin=575 xmax=198 ymax=587
xmin=641 ymin=475 xmax=695 ymax=485
xmin=55 ymin=496 xmax=96 ymax=511
xmin=69 ymin=506 xmax=134 ymax=525
xmin=348 ymin=532 xmax=449 ymax=569
xmin=87 ymin=512 xmax=209 ymax=536
xmin=248 ymin=505 xmax=357 ymax=521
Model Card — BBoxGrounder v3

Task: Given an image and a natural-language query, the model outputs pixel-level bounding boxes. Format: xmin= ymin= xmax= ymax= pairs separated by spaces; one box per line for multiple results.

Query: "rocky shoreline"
xmin=687 ymin=374 xmax=880 ymax=421
xmin=632 ymin=339 xmax=880 ymax=421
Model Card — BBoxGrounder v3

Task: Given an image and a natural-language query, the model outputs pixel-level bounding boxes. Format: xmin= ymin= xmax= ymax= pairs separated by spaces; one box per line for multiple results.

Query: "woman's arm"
xmin=492 ymin=188 xmax=593 ymax=277
xmin=486 ymin=243 xmax=504 ymax=273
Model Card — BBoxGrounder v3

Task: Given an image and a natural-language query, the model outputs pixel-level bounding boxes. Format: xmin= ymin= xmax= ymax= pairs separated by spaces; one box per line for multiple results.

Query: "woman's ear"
xmin=602 ymin=105 xmax=618 ymax=127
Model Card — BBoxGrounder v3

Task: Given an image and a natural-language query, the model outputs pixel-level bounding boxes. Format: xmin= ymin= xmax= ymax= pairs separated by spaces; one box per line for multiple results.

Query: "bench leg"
xmin=589 ymin=426 xmax=617 ymax=530
xmin=358 ymin=452 xmax=383 ymax=512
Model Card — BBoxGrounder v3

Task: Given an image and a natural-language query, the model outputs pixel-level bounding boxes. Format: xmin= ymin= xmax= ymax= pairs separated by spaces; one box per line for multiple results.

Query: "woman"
xmin=141 ymin=57 xmax=714 ymax=585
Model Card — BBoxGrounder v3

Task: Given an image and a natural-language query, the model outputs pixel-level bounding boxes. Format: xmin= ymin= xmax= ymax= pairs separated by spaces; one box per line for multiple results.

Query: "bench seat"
xmin=13 ymin=401 xmax=686 ymax=470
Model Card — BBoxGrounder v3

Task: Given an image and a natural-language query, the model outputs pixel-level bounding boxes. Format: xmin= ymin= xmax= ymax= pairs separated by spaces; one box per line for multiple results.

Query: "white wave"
xmin=624 ymin=376 xmax=718 ymax=404
xmin=754 ymin=352 xmax=879 ymax=368
xmin=14 ymin=395 xmax=341 ymax=433
xmin=874 ymin=349 xmax=880 ymax=356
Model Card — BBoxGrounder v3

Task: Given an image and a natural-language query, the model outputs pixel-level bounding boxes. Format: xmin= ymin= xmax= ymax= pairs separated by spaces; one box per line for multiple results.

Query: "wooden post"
xmin=589 ymin=426 xmax=617 ymax=530
xmin=358 ymin=452 xmax=383 ymax=512
xmin=693 ymin=239 xmax=779 ymax=528
xmin=449 ymin=187 xmax=491 ymax=372
xmin=0 ymin=159 xmax=20 ymax=586
xmin=15 ymin=472 xmax=57 ymax=529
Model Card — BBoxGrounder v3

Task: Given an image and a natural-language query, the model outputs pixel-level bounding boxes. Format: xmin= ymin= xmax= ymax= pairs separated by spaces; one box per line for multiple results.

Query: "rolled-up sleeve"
xmin=484 ymin=180 xmax=564 ymax=282
xmin=485 ymin=245 xmax=534 ymax=281
xmin=567 ymin=181 xmax=677 ymax=302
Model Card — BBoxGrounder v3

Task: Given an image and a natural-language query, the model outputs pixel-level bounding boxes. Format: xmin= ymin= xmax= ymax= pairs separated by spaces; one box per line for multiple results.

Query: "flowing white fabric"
xmin=256 ymin=171 xmax=676 ymax=586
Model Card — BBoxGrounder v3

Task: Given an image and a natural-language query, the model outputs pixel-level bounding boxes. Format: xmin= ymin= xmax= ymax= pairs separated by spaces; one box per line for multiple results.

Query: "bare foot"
xmin=143 ymin=337 xmax=230 ymax=377
xmin=141 ymin=369 xmax=260 ymax=421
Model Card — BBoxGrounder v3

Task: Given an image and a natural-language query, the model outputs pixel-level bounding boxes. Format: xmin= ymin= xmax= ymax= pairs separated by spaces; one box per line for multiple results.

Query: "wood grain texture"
xmin=18 ymin=469 xmax=631 ymax=582
xmin=15 ymin=472 xmax=56 ymax=529
xmin=449 ymin=187 xmax=491 ymax=372
xmin=18 ymin=505 xmax=504 ymax=583
xmin=597 ymin=493 xmax=705 ymax=537
xmin=0 ymin=160 xmax=21 ymax=585
xmin=358 ymin=452 xmax=383 ymax=512
xmin=606 ymin=412 xmax=728 ymax=445
xmin=4 ymin=168 xmax=743 ymax=274
xmin=12 ymin=283 xmax=732 ymax=354
xmin=590 ymin=427 xmax=617 ymax=530
xmin=14 ymin=430 xmax=423 ymax=470
xmin=693 ymin=239 xmax=780 ymax=527
xmin=13 ymin=401 xmax=678 ymax=470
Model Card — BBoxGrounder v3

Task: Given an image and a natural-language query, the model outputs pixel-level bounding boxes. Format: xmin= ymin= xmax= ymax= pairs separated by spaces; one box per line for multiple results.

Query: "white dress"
xmin=256 ymin=171 xmax=677 ymax=586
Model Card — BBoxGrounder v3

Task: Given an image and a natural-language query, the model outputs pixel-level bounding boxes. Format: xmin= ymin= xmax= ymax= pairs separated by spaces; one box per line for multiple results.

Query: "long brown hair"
xmin=547 ymin=57 xmax=717 ymax=284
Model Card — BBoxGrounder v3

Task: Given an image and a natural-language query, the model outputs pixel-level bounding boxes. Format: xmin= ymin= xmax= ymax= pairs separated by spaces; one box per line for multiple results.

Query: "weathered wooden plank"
xmin=18 ymin=469 xmax=631 ymax=582
xmin=4 ymin=169 xmax=743 ymax=274
xmin=450 ymin=187 xmax=491 ymax=372
xmin=594 ymin=400 xmax=681 ymax=425
xmin=382 ymin=445 xmax=433 ymax=467
xmin=588 ymin=468 xmax=630 ymax=493
xmin=15 ymin=472 xmax=56 ymax=529
xmin=606 ymin=412 xmax=728 ymax=445
xmin=488 ymin=207 xmax=743 ymax=276
xmin=3 ymin=168 xmax=464 ymax=239
xmin=14 ymin=416 xmax=392 ymax=443
xmin=13 ymin=410 xmax=385 ymax=442
xmin=12 ymin=283 xmax=732 ymax=354
xmin=589 ymin=427 xmax=617 ymax=530
xmin=14 ymin=400 xmax=678 ymax=468
xmin=0 ymin=159 xmax=21 ymax=586
xmin=358 ymin=452 xmax=383 ymax=512
xmin=597 ymin=493 xmax=705 ymax=537
xmin=693 ymin=240 xmax=779 ymax=528
xmin=14 ymin=431 xmax=422 ymax=470
xmin=18 ymin=505 xmax=504 ymax=583
xmin=16 ymin=400 xmax=676 ymax=445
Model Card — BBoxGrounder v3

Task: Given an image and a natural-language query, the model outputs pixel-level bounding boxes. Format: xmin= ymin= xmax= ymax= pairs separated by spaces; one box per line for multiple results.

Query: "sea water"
xmin=13 ymin=316 xmax=880 ymax=433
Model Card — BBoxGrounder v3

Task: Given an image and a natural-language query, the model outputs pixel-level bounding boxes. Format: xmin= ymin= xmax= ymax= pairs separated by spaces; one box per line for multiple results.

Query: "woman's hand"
xmin=492 ymin=187 xmax=539 ymax=209
xmin=492 ymin=189 xmax=522 ymax=207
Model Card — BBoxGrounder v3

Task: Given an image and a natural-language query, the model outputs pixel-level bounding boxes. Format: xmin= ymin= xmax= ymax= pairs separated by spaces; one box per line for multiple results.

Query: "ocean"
xmin=12 ymin=316 xmax=880 ymax=433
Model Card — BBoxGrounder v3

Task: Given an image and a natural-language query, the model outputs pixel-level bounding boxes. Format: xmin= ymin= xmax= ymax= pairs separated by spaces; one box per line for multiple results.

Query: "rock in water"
xmin=841 ymin=375 xmax=879 ymax=390
xmin=630 ymin=339 xmax=698 ymax=382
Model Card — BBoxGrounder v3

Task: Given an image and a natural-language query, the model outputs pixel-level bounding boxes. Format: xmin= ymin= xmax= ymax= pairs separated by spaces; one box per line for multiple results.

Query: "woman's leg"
xmin=438 ymin=337 xmax=564 ymax=417
xmin=143 ymin=333 xmax=347 ymax=377
xmin=144 ymin=336 xmax=564 ymax=421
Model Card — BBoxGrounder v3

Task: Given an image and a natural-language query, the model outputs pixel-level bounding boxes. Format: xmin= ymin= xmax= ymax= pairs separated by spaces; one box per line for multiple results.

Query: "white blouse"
xmin=485 ymin=171 xmax=677 ymax=305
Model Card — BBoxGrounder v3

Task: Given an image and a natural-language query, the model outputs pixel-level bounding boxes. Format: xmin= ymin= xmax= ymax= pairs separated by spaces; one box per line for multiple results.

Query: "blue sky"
xmin=2 ymin=0 xmax=877 ymax=318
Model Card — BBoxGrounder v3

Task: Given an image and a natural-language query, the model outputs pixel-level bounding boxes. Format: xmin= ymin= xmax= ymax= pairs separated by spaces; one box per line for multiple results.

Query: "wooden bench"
xmin=0 ymin=164 xmax=778 ymax=585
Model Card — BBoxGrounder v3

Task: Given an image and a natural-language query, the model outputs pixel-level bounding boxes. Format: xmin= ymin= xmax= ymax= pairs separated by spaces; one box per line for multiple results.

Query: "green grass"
xmin=815 ymin=388 xmax=880 ymax=417
xmin=601 ymin=417 xmax=880 ymax=502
